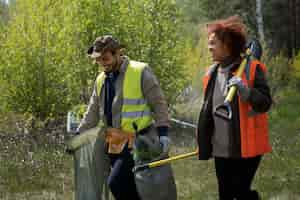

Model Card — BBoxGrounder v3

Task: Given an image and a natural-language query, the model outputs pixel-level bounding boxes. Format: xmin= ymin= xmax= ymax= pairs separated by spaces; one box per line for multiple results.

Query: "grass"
xmin=1 ymin=89 xmax=300 ymax=199
xmin=172 ymin=88 xmax=300 ymax=199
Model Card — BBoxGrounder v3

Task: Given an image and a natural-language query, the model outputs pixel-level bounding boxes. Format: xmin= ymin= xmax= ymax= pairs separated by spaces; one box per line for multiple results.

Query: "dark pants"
xmin=108 ymin=147 xmax=141 ymax=200
xmin=214 ymin=156 xmax=261 ymax=200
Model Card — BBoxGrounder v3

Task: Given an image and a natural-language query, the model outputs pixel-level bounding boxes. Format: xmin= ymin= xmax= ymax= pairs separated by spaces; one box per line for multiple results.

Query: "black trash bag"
xmin=133 ymin=130 xmax=177 ymax=200
xmin=135 ymin=164 xmax=177 ymax=200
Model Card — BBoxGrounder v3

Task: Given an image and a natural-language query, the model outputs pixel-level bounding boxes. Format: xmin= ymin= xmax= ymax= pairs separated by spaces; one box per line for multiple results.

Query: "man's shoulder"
xmin=129 ymin=60 xmax=148 ymax=68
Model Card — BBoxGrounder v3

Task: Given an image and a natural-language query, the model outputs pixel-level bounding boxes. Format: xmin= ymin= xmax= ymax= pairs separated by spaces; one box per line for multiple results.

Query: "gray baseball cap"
xmin=87 ymin=35 xmax=124 ymax=58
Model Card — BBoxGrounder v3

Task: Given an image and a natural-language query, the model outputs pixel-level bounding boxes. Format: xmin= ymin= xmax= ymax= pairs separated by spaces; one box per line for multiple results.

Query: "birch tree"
xmin=256 ymin=0 xmax=265 ymax=43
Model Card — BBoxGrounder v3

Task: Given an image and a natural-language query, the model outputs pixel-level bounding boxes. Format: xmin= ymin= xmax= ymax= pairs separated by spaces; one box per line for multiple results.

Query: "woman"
xmin=196 ymin=16 xmax=272 ymax=200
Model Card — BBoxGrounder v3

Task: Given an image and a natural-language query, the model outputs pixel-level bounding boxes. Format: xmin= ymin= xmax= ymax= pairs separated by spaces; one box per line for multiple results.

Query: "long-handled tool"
xmin=134 ymin=52 xmax=250 ymax=172
xmin=213 ymin=48 xmax=252 ymax=120
xmin=134 ymin=41 xmax=259 ymax=172
xmin=133 ymin=150 xmax=198 ymax=172
xmin=170 ymin=118 xmax=197 ymax=129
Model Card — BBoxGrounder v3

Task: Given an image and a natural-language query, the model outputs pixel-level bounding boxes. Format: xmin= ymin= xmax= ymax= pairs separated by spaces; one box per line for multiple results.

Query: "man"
xmin=196 ymin=16 xmax=272 ymax=200
xmin=77 ymin=35 xmax=172 ymax=200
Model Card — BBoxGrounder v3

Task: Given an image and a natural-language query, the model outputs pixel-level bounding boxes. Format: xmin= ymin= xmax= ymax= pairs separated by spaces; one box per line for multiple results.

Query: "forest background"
xmin=0 ymin=0 xmax=300 ymax=199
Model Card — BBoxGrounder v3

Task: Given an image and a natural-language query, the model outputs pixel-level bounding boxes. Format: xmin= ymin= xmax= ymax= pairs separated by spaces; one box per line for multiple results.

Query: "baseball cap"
xmin=87 ymin=35 xmax=124 ymax=58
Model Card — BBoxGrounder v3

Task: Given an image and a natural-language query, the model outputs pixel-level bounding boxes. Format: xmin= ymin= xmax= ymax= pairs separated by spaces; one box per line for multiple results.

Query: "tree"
xmin=262 ymin=0 xmax=300 ymax=56
xmin=189 ymin=0 xmax=258 ymax=35
xmin=287 ymin=0 xmax=300 ymax=56
xmin=178 ymin=0 xmax=300 ymax=56
xmin=256 ymin=0 xmax=265 ymax=43
xmin=297 ymin=0 xmax=300 ymax=51
xmin=0 ymin=0 xmax=8 ymax=28
xmin=1 ymin=0 xmax=188 ymax=120
xmin=1 ymin=0 xmax=81 ymax=120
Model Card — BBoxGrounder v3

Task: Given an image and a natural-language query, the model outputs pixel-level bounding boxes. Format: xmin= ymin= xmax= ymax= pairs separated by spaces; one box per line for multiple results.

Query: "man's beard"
xmin=104 ymin=57 xmax=122 ymax=72
xmin=103 ymin=59 xmax=118 ymax=72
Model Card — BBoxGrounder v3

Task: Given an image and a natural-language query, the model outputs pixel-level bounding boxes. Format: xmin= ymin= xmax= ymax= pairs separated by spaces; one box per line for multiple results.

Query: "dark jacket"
xmin=197 ymin=60 xmax=272 ymax=160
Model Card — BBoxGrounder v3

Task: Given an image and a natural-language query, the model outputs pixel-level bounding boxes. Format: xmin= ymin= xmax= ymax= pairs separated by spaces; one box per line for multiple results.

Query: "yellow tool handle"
xmin=224 ymin=49 xmax=251 ymax=103
xmin=148 ymin=150 xmax=198 ymax=168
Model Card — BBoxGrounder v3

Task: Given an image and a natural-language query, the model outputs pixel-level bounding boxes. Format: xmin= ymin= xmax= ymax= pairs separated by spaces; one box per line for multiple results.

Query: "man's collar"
xmin=119 ymin=56 xmax=129 ymax=74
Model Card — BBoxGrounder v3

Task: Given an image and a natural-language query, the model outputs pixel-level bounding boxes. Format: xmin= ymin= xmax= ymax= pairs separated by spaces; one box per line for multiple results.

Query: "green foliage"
xmin=58 ymin=0 xmax=189 ymax=103
xmin=0 ymin=0 xmax=188 ymax=120
xmin=0 ymin=0 xmax=9 ymax=28
xmin=1 ymin=0 xmax=74 ymax=120
xmin=261 ymin=50 xmax=292 ymax=97
xmin=290 ymin=52 xmax=300 ymax=88
xmin=178 ymin=0 xmax=257 ymax=36
xmin=178 ymin=0 xmax=300 ymax=56
xmin=185 ymin=25 xmax=211 ymax=89
xmin=71 ymin=104 xmax=87 ymax=120
xmin=119 ymin=0 xmax=188 ymax=102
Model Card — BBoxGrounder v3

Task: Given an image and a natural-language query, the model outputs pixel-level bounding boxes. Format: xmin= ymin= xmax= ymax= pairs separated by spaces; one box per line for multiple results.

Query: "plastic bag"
xmin=72 ymin=131 xmax=111 ymax=200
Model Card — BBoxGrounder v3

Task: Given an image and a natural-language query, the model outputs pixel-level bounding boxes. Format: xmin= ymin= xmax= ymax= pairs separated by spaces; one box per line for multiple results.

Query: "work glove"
xmin=227 ymin=76 xmax=251 ymax=101
xmin=159 ymin=136 xmax=171 ymax=155
xmin=133 ymin=135 xmax=162 ymax=162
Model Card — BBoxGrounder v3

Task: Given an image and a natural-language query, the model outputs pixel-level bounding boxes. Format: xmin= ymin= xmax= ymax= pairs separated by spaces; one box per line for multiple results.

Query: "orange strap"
xmin=105 ymin=128 xmax=135 ymax=154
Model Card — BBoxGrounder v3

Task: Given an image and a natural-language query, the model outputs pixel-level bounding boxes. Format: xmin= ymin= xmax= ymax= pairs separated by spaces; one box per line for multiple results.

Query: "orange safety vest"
xmin=203 ymin=60 xmax=272 ymax=158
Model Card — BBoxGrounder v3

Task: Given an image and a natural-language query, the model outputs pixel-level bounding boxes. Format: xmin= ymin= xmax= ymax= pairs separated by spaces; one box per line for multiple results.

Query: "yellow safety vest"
xmin=96 ymin=60 xmax=153 ymax=133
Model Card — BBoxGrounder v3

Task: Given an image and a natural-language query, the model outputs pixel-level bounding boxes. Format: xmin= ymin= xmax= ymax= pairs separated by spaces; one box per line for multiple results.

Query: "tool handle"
xmin=224 ymin=56 xmax=248 ymax=102
xmin=224 ymin=86 xmax=238 ymax=103
xmin=149 ymin=151 xmax=198 ymax=168
xmin=133 ymin=151 xmax=198 ymax=172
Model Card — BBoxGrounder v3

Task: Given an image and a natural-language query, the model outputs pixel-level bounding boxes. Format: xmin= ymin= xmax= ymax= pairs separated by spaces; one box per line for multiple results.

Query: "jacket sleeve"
xmin=77 ymin=83 xmax=101 ymax=133
xmin=247 ymin=65 xmax=272 ymax=113
xmin=141 ymin=66 xmax=170 ymax=128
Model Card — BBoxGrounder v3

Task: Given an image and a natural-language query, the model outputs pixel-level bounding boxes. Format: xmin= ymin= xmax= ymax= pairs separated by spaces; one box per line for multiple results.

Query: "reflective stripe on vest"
xmin=95 ymin=60 xmax=153 ymax=133
xmin=121 ymin=61 xmax=153 ymax=132
xmin=202 ymin=60 xmax=271 ymax=157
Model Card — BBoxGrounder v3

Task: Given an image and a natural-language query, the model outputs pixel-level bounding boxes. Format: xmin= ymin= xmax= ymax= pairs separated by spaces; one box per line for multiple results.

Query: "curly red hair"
xmin=207 ymin=16 xmax=247 ymax=58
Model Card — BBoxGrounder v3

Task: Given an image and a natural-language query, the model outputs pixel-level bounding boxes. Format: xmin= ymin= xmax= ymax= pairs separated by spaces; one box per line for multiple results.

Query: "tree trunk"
xmin=256 ymin=0 xmax=265 ymax=43
xmin=0 ymin=0 xmax=9 ymax=24
xmin=288 ymin=0 xmax=297 ymax=58
xmin=296 ymin=0 xmax=300 ymax=51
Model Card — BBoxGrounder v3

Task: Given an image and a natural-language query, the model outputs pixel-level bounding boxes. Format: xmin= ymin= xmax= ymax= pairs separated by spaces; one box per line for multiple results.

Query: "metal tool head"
xmin=246 ymin=38 xmax=263 ymax=60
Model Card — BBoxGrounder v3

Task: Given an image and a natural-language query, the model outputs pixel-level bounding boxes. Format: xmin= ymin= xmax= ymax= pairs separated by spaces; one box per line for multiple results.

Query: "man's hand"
xmin=227 ymin=76 xmax=250 ymax=101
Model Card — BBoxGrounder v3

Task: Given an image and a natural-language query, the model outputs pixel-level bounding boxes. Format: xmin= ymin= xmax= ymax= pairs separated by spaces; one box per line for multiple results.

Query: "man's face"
xmin=208 ymin=33 xmax=231 ymax=63
xmin=95 ymin=50 xmax=120 ymax=72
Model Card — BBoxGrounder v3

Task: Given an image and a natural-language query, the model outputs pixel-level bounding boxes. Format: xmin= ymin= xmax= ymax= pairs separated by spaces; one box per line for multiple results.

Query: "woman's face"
xmin=208 ymin=32 xmax=231 ymax=63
